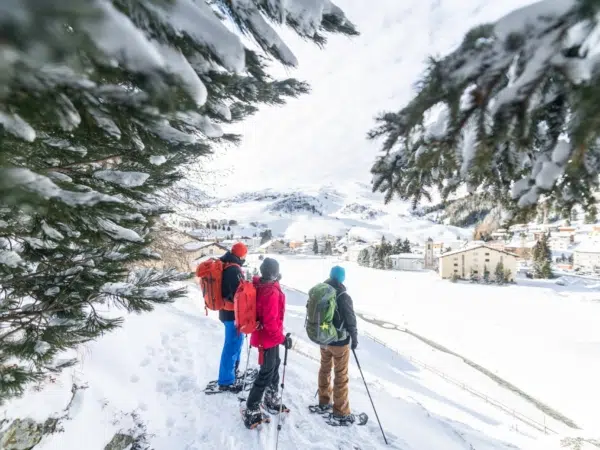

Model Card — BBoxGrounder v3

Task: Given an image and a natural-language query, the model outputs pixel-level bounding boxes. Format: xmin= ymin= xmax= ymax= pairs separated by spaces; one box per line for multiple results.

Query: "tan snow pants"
xmin=318 ymin=344 xmax=351 ymax=416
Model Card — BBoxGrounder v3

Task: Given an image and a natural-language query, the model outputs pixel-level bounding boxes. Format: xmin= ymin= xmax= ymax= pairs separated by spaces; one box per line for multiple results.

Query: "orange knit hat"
xmin=231 ymin=242 xmax=248 ymax=259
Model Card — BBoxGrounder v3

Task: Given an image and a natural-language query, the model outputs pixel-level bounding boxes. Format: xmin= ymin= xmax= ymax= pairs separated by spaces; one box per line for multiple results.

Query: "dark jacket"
xmin=324 ymin=278 xmax=357 ymax=347
xmin=219 ymin=251 xmax=244 ymax=322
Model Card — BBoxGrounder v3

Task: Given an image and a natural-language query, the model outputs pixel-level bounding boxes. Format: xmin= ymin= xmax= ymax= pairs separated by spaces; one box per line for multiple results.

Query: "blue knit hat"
xmin=330 ymin=266 xmax=345 ymax=283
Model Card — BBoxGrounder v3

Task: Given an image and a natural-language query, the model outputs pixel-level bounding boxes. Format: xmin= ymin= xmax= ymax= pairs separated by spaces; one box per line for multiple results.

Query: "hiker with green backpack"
xmin=305 ymin=265 xmax=358 ymax=425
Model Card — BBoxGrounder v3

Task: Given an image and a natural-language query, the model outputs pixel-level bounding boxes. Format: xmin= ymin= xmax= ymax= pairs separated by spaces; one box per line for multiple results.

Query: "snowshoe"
xmin=308 ymin=404 xmax=333 ymax=415
xmin=204 ymin=381 xmax=242 ymax=395
xmin=325 ymin=412 xmax=368 ymax=427
xmin=203 ymin=368 xmax=257 ymax=395
xmin=262 ymin=387 xmax=290 ymax=414
xmin=242 ymin=407 xmax=270 ymax=430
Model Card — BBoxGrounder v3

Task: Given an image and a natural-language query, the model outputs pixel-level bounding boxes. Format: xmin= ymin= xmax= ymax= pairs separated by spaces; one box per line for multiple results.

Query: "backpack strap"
xmin=334 ymin=291 xmax=345 ymax=334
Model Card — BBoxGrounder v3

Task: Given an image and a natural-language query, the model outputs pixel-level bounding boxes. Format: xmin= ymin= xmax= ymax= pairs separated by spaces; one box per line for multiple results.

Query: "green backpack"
xmin=305 ymin=283 xmax=348 ymax=345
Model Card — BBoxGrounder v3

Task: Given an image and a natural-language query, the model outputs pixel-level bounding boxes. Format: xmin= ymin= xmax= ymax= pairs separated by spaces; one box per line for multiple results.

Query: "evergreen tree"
xmin=325 ymin=241 xmax=333 ymax=255
xmin=494 ymin=262 xmax=505 ymax=285
xmin=483 ymin=265 xmax=490 ymax=283
xmin=568 ymin=254 xmax=574 ymax=264
xmin=585 ymin=205 xmax=598 ymax=224
xmin=0 ymin=0 xmax=357 ymax=402
xmin=392 ymin=239 xmax=403 ymax=255
xmin=313 ymin=238 xmax=319 ymax=255
xmin=357 ymin=249 xmax=370 ymax=267
xmin=385 ymin=256 xmax=393 ymax=270
xmin=532 ymin=233 xmax=553 ymax=279
xmin=369 ymin=1 xmax=600 ymax=219
xmin=401 ymin=238 xmax=412 ymax=253
xmin=260 ymin=229 xmax=273 ymax=245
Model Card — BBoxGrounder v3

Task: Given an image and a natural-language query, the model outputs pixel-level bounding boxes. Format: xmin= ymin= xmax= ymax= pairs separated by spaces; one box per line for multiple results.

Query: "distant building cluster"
xmin=159 ymin=213 xmax=600 ymax=281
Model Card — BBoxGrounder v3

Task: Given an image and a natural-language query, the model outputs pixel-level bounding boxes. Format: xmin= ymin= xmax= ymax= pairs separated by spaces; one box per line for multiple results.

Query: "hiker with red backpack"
xmin=243 ymin=257 xmax=292 ymax=429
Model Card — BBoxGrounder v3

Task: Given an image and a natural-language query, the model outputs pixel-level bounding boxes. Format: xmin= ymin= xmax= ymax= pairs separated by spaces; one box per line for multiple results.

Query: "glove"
xmin=283 ymin=334 xmax=293 ymax=350
xmin=351 ymin=337 xmax=358 ymax=350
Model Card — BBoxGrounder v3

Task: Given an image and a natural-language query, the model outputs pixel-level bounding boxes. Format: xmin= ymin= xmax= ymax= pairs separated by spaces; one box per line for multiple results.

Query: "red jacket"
xmin=250 ymin=276 xmax=285 ymax=350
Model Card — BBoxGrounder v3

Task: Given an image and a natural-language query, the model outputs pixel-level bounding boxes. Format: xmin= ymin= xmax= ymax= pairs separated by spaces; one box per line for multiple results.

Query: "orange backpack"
xmin=195 ymin=259 xmax=239 ymax=312
xmin=234 ymin=280 xmax=258 ymax=334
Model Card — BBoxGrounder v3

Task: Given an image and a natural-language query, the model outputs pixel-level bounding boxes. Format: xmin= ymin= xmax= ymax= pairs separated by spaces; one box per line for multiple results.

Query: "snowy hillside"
xmin=184 ymin=182 xmax=472 ymax=245
xmin=4 ymin=281 xmax=586 ymax=450
xmin=205 ymin=0 xmax=540 ymax=198
xmin=265 ymin=255 xmax=600 ymax=436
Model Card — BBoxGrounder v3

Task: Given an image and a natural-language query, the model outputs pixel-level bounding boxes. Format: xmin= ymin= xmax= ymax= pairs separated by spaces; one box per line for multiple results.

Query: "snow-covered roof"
xmin=504 ymin=240 xmax=536 ymax=249
xmin=184 ymin=241 xmax=227 ymax=252
xmin=390 ymin=253 xmax=424 ymax=260
xmin=553 ymin=231 xmax=575 ymax=238
xmin=439 ymin=244 xmax=518 ymax=259
xmin=574 ymin=240 xmax=600 ymax=254
xmin=259 ymin=239 xmax=286 ymax=249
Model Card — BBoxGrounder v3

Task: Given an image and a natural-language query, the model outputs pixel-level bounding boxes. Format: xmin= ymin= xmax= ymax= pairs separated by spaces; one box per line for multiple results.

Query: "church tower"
xmin=425 ymin=237 xmax=434 ymax=269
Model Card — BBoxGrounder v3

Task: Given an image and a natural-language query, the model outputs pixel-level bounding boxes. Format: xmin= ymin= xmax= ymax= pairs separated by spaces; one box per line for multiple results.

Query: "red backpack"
xmin=234 ymin=280 xmax=258 ymax=334
xmin=195 ymin=258 xmax=239 ymax=312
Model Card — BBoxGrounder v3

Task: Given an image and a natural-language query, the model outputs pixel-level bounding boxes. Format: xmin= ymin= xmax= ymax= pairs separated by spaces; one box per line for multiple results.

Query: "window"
xmin=473 ymin=270 xmax=478 ymax=274
xmin=454 ymin=263 xmax=458 ymax=267
xmin=485 ymin=259 xmax=490 ymax=262
xmin=454 ymin=269 xmax=458 ymax=273
xmin=485 ymin=252 xmax=490 ymax=256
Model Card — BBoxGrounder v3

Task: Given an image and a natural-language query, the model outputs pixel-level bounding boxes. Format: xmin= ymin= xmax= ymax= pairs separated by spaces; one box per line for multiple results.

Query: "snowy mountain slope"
xmin=4 ymin=282 xmax=567 ymax=450
xmin=187 ymin=182 xmax=472 ymax=244
xmin=205 ymin=0 xmax=539 ymax=197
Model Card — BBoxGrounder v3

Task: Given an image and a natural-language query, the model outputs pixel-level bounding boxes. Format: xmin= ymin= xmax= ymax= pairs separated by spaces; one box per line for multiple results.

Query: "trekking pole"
xmin=353 ymin=349 xmax=388 ymax=445
xmin=239 ymin=335 xmax=252 ymax=403
xmin=275 ymin=333 xmax=291 ymax=450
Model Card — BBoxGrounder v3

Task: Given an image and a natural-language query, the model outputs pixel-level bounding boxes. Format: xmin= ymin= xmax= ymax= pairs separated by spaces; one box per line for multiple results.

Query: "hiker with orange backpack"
xmin=243 ymin=257 xmax=292 ymax=429
xmin=196 ymin=242 xmax=249 ymax=392
xmin=216 ymin=242 xmax=249 ymax=392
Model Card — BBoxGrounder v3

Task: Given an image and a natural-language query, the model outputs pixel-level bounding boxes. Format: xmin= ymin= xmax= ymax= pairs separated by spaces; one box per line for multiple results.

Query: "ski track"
xmin=41 ymin=283 xmax=537 ymax=450
xmin=138 ymin=304 xmax=399 ymax=450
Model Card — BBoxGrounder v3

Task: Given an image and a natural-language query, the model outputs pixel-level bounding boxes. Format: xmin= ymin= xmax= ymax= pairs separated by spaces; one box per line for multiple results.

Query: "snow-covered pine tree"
xmin=392 ymin=239 xmax=403 ymax=255
xmin=401 ymin=238 xmax=412 ymax=253
xmin=385 ymin=256 xmax=393 ymax=270
xmin=313 ymin=238 xmax=319 ymax=255
xmin=369 ymin=0 xmax=600 ymax=220
xmin=494 ymin=261 xmax=505 ymax=284
xmin=0 ymin=0 xmax=357 ymax=402
xmin=483 ymin=265 xmax=490 ymax=283
xmin=532 ymin=233 xmax=554 ymax=278
xmin=260 ymin=229 xmax=273 ymax=244
xmin=585 ymin=204 xmax=598 ymax=224
xmin=357 ymin=249 xmax=370 ymax=267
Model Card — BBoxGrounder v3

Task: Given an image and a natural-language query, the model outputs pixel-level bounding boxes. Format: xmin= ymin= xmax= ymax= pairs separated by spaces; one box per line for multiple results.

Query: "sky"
xmin=203 ymin=0 xmax=537 ymax=198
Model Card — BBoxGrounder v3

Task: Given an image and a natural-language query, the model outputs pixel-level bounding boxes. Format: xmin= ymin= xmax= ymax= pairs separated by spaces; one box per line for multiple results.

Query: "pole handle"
xmin=283 ymin=333 xmax=291 ymax=365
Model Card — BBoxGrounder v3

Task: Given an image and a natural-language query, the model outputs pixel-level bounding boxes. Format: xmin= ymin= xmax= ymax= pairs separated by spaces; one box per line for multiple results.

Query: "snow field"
xmin=273 ymin=255 xmax=600 ymax=432
xmin=3 ymin=281 xmax=560 ymax=450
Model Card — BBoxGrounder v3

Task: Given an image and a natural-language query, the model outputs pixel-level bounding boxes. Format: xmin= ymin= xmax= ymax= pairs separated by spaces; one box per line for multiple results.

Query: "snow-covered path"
xmin=6 ymin=283 xmax=564 ymax=450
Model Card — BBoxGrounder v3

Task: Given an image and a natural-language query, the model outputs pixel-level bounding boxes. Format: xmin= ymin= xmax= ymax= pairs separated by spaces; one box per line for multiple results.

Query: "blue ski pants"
xmin=218 ymin=320 xmax=244 ymax=385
